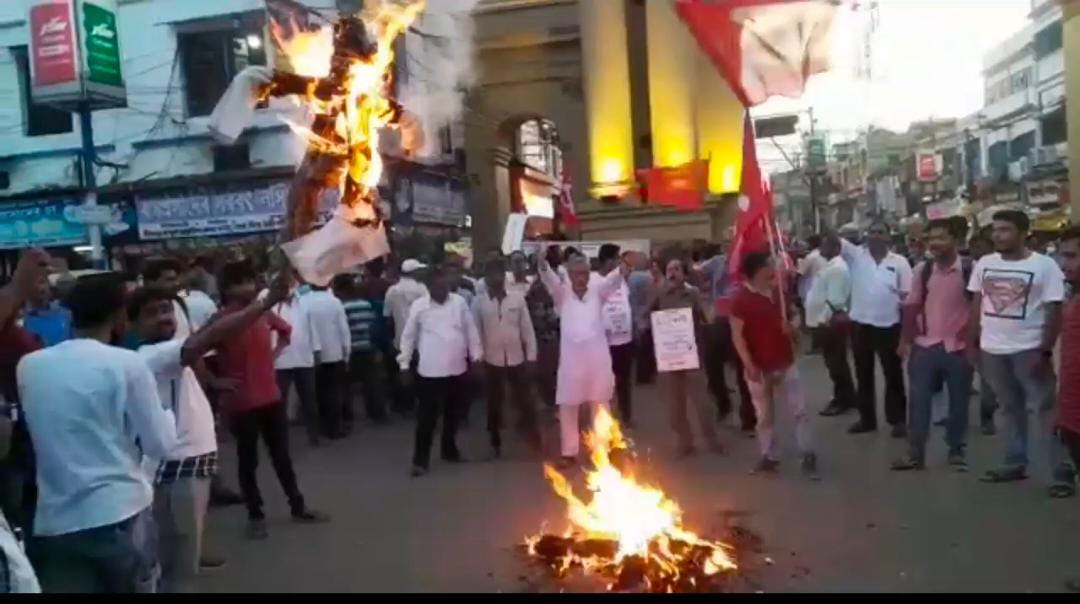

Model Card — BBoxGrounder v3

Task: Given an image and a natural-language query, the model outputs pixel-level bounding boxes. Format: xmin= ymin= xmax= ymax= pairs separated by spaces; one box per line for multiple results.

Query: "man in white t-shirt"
xmin=967 ymin=210 xmax=1066 ymax=484
xmin=18 ymin=275 xmax=178 ymax=593
xmin=598 ymin=244 xmax=636 ymax=427
xmin=841 ymin=221 xmax=913 ymax=437
xmin=268 ymin=276 xmax=323 ymax=446
xmin=127 ymin=275 xmax=289 ymax=592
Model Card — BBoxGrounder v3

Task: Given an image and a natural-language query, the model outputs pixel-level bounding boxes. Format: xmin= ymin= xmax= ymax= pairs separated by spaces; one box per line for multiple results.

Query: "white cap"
xmin=401 ymin=259 xmax=427 ymax=274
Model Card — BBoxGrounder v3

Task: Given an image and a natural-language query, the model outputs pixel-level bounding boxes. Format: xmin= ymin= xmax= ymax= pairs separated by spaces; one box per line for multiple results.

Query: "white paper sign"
xmin=650 ymin=308 xmax=700 ymax=372
xmin=501 ymin=213 xmax=528 ymax=255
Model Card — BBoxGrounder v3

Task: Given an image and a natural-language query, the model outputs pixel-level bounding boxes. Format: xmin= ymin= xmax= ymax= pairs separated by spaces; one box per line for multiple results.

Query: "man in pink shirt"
xmin=893 ymin=218 xmax=974 ymax=471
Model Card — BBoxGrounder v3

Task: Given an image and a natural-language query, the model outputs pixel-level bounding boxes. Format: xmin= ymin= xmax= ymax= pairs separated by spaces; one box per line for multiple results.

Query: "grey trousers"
xmin=153 ymin=477 xmax=211 ymax=594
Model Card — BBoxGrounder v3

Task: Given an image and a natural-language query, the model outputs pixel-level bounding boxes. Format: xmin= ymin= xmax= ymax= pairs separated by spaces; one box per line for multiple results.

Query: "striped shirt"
xmin=343 ymin=299 xmax=377 ymax=353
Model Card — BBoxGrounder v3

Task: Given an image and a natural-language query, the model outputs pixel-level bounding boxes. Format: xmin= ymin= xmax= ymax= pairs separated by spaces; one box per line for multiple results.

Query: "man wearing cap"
xmin=384 ymin=259 xmax=429 ymax=416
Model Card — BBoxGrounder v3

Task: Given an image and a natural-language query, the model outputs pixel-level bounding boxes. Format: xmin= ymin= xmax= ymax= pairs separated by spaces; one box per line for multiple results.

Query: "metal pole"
xmin=78 ymin=104 xmax=104 ymax=269
xmin=808 ymin=106 xmax=820 ymax=233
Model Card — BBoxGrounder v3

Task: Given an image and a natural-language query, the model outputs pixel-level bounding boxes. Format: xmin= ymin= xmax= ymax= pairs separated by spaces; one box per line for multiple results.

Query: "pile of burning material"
xmin=524 ymin=408 xmax=738 ymax=593
xmin=209 ymin=0 xmax=426 ymax=285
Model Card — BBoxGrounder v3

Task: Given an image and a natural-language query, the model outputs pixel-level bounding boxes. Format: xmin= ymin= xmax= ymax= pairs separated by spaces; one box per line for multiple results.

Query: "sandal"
xmin=980 ymin=467 xmax=1027 ymax=483
xmin=1048 ymin=482 xmax=1076 ymax=499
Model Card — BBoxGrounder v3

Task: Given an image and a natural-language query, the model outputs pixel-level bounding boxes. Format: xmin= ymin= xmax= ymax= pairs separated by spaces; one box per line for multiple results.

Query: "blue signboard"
xmin=0 ymin=198 xmax=87 ymax=250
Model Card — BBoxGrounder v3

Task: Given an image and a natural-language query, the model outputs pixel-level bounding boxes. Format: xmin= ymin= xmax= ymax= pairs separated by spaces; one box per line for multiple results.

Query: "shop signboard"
xmin=0 ymin=198 xmax=87 ymax=249
xmin=29 ymin=0 xmax=126 ymax=110
xmin=135 ymin=182 xmax=337 ymax=241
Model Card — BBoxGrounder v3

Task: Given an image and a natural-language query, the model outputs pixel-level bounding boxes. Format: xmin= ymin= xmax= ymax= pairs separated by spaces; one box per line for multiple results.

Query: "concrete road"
xmin=196 ymin=355 xmax=1080 ymax=593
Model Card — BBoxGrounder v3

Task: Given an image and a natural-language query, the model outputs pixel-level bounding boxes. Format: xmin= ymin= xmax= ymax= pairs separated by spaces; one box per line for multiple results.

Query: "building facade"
xmin=466 ymin=0 xmax=747 ymax=255
xmin=0 ymin=0 xmax=468 ymax=271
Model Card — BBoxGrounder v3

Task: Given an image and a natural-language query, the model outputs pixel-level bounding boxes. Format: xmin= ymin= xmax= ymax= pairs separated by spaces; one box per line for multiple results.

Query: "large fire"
xmin=525 ymin=407 xmax=738 ymax=593
xmin=261 ymin=0 xmax=425 ymax=240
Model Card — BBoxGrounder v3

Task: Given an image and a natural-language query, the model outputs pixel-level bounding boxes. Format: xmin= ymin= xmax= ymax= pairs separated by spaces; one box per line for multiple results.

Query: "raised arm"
xmin=537 ymin=251 xmax=563 ymax=303
xmin=184 ymin=274 xmax=290 ymax=365
xmin=598 ymin=261 xmax=629 ymax=301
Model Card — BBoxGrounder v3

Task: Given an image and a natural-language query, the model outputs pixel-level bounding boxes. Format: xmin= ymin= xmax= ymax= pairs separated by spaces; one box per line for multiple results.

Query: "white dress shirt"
xmin=181 ymin=290 xmax=218 ymax=331
xmin=397 ymin=293 xmax=483 ymax=378
xmin=842 ymin=240 xmax=913 ymax=328
xmin=137 ymin=339 xmax=217 ymax=464
xmin=805 ymin=255 xmax=851 ymax=328
xmin=17 ymin=339 xmax=177 ymax=536
xmin=304 ymin=289 xmax=352 ymax=364
xmin=472 ymin=289 xmax=537 ymax=367
xmin=270 ymin=293 xmax=322 ymax=369
xmin=384 ymin=277 xmax=428 ymax=350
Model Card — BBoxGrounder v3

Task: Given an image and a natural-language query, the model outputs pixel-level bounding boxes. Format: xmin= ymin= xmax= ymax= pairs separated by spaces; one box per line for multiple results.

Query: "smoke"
xmin=394 ymin=0 xmax=480 ymax=159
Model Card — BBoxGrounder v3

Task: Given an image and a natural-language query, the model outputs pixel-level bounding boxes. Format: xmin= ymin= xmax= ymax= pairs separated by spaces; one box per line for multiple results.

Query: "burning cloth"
xmin=209 ymin=0 xmax=427 ymax=285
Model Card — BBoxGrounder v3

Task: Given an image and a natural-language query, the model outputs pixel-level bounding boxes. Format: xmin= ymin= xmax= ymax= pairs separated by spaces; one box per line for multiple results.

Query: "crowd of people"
xmin=0 ymin=208 xmax=1078 ymax=592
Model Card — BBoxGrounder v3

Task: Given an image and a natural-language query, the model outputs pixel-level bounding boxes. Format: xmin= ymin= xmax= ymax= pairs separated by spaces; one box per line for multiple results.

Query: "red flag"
xmin=727 ymin=114 xmax=776 ymax=277
xmin=636 ymin=159 xmax=709 ymax=212
xmin=558 ymin=169 xmax=580 ymax=229
xmin=676 ymin=0 xmax=839 ymax=107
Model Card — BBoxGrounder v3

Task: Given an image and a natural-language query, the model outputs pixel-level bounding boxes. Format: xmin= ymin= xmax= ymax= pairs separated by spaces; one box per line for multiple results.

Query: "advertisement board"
xmin=28 ymin=0 xmax=126 ymax=110
xmin=135 ymin=182 xmax=338 ymax=241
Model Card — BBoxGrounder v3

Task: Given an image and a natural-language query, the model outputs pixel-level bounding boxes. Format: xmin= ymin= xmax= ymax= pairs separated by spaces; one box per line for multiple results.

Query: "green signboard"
xmin=81 ymin=1 xmax=122 ymax=87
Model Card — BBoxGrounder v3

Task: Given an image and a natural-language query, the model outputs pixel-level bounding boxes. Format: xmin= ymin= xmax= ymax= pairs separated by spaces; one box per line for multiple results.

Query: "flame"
xmin=269 ymin=1 xmax=425 ymax=218
xmin=526 ymin=407 xmax=736 ymax=592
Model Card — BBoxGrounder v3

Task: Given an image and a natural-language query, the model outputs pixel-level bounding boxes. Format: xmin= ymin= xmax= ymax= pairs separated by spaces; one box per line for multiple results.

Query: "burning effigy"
xmin=209 ymin=0 xmax=426 ymax=285
xmin=525 ymin=408 xmax=739 ymax=593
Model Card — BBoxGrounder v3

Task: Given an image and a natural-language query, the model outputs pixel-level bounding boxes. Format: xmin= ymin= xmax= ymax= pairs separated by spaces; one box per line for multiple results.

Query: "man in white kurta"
xmin=539 ymin=252 xmax=629 ymax=464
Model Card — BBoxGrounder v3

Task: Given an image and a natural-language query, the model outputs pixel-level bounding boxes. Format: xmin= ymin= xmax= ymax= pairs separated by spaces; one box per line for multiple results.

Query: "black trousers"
xmin=704 ymin=318 xmax=756 ymax=430
xmin=230 ymin=403 xmax=305 ymax=520
xmin=315 ymin=361 xmax=347 ymax=437
xmin=348 ymin=350 xmax=386 ymax=423
xmin=276 ymin=367 xmax=319 ymax=444
xmin=609 ymin=342 xmax=635 ymax=422
xmin=387 ymin=349 xmax=417 ymax=415
xmin=413 ymin=374 xmax=467 ymax=468
xmin=485 ymin=364 xmax=541 ymax=452
xmin=636 ymin=329 xmax=657 ymax=384
xmin=815 ymin=323 xmax=856 ymax=410
xmin=850 ymin=322 xmax=907 ymax=427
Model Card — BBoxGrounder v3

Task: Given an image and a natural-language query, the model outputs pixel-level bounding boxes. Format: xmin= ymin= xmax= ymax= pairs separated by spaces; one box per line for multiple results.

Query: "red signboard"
xmin=30 ymin=2 xmax=77 ymax=87
xmin=917 ymin=153 xmax=938 ymax=183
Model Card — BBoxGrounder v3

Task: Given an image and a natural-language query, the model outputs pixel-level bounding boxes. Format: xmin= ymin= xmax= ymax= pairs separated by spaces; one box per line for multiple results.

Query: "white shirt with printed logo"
xmin=968 ymin=251 xmax=1066 ymax=355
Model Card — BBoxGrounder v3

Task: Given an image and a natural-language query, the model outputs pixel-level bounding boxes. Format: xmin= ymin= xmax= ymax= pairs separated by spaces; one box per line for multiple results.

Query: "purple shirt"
xmin=907 ymin=257 xmax=970 ymax=352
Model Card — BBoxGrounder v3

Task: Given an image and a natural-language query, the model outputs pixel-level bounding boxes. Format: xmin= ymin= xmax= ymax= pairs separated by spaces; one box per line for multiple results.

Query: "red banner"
xmin=30 ymin=2 xmax=77 ymax=87
xmin=636 ymin=160 xmax=709 ymax=211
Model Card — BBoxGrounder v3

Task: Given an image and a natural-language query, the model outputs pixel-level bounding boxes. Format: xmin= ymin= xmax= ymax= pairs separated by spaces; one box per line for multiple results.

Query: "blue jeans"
xmin=907 ymin=344 xmax=973 ymax=462
xmin=981 ymin=349 xmax=1057 ymax=471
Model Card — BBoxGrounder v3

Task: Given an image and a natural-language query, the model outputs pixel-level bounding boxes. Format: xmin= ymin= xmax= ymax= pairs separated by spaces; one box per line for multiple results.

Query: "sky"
xmin=756 ymin=0 xmax=1033 ymax=171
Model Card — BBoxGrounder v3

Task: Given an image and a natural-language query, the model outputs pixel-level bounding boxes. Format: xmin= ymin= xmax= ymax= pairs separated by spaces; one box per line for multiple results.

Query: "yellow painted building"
xmin=467 ymin=0 xmax=746 ymax=254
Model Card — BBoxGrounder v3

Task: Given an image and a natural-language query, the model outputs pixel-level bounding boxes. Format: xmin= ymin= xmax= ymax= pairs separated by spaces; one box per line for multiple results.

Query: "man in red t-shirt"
xmin=215 ymin=262 xmax=328 ymax=540
xmin=1058 ymin=228 xmax=1080 ymax=593
xmin=731 ymin=250 xmax=817 ymax=479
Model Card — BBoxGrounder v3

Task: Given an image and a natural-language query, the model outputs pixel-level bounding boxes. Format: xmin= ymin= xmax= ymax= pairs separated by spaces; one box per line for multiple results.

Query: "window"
xmin=1034 ymin=21 xmax=1063 ymax=59
xmin=1009 ymin=131 xmax=1036 ymax=162
xmin=516 ymin=118 xmax=562 ymax=180
xmin=1041 ymin=105 xmax=1067 ymax=146
xmin=179 ymin=26 xmax=266 ymax=117
xmin=10 ymin=46 xmax=73 ymax=137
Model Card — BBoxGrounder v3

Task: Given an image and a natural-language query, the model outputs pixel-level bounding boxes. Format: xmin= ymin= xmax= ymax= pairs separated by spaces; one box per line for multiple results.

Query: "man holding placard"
xmin=649 ymin=259 xmax=724 ymax=458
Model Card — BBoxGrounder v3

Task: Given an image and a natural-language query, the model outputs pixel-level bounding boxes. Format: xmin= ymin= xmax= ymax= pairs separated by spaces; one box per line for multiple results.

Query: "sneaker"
xmin=801 ymin=453 xmax=820 ymax=481
xmin=246 ymin=518 xmax=269 ymax=541
xmin=199 ymin=556 xmax=227 ymax=572
xmin=411 ymin=465 xmax=428 ymax=478
xmin=751 ymin=457 xmax=780 ymax=474
xmin=947 ymin=452 xmax=969 ymax=473
xmin=292 ymin=509 xmax=330 ymax=524
xmin=890 ymin=457 xmax=925 ymax=471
